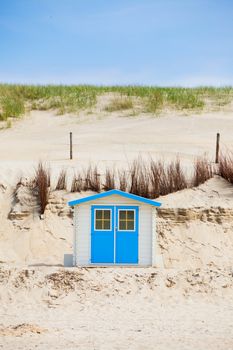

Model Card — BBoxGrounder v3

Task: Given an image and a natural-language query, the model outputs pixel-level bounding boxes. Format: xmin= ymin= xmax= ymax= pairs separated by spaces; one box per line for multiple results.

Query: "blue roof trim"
xmin=68 ymin=189 xmax=161 ymax=207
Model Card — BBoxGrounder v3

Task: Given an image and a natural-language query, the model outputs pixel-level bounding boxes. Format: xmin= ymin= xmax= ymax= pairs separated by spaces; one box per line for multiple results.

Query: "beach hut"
xmin=68 ymin=189 xmax=162 ymax=266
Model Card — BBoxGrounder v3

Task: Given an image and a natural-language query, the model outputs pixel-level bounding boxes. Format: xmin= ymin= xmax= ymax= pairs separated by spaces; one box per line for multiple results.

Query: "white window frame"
xmin=94 ymin=208 xmax=112 ymax=231
xmin=118 ymin=209 xmax=136 ymax=232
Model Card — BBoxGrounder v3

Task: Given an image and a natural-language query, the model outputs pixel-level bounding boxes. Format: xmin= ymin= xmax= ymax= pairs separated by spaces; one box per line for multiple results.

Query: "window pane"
xmin=95 ymin=220 xmax=103 ymax=230
xmin=127 ymin=220 xmax=134 ymax=230
xmin=127 ymin=211 xmax=134 ymax=220
xmin=104 ymin=210 xmax=110 ymax=220
xmin=95 ymin=210 xmax=111 ymax=230
xmin=119 ymin=221 xmax=127 ymax=230
xmin=118 ymin=210 xmax=135 ymax=231
xmin=103 ymin=220 xmax=110 ymax=230
xmin=96 ymin=210 xmax=102 ymax=219
xmin=119 ymin=211 xmax=126 ymax=220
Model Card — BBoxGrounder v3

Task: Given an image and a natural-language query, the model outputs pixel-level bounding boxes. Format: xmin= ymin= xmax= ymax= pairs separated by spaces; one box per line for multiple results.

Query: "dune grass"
xmin=0 ymin=84 xmax=97 ymax=118
xmin=0 ymin=95 xmax=25 ymax=120
xmin=26 ymin=155 xmax=219 ymax=216
xmin=34 ymin=162 xmax=51 ymax=215
xmin=0 ymin=84 xmax=233 ymax=120
xmin=66 ymin=156 xmax=213 ymax=199
xmin=55 ymin=170 xmax=67 ymax=191
xmin=219 ymin=152 xmax=233 ymax=184
xmin=104 ymin=97 xmax=133 ymax=112
xmin=192 ymin=156 xmax=213 ymax=187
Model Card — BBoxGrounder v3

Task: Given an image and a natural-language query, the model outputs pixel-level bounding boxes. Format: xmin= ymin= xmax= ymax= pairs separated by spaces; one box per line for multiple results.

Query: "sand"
xmin=1 ymin=105 xmax=233 ymax=349
xmin=0 ymin=104 xmax=233 ymax=183
xmin=1 ymin=267 xmax=233 ymax=350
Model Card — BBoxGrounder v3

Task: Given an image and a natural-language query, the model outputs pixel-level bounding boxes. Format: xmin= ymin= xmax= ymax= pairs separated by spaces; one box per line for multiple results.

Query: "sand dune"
xmin=1 ymin=266 xmax=233 ymax=350
xmin=0 ymin=107 xmax=233 ymax=183
xmin=1 ymin=109 xmax=233 ymax=349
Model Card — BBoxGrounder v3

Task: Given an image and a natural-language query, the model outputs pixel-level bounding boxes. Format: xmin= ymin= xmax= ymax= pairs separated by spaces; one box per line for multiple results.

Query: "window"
xmin=95 ymin=209 xmax=111 ymax=230
xmin=118 ymin=210 xmax=135 ymax=231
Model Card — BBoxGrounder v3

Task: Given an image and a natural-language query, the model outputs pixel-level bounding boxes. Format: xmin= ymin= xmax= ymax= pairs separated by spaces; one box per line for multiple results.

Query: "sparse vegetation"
xmin=152 ymin=158 xmax=189 ymax=196
xmin=192 ymin=156 xmax=213 ymax=187
xmin=70 ymin=166 xmax=101 ymax=193
xmin=127 ymin=158 xmax=189 ymax=198
xmin=219 ymin=152 xmax=233 ymax=184
xmin=34 ymin=162 xmax=51 ymax=215
xmin=83 ymin=166 xmax=101 ymax=192
xmin=102 ymin=168 xmax=116 ymax=191
xmin=165 ymin=88 xmax=204 ymax=110
xmin=129 ymin=159 xmax=150 ymax=197
xmin=0 ymin=84 xmax=232 ymax=120
xmin=64 ymin=156 xmax=214 ymax=198
xmin=28 ymin=152 xmax=233 ymax=218
xmin=145 ymin=91 xmax=164 ymax=113
xmin=118 ymin=170 xmax=128 ymax=192
xmin=0 ymin=84 xmax=97 ymax=119
xmin=55 ymin=170 xmax=67 ymax=191
xmin=0 ymin=95 xmax=25 ymax=120
xmin=24 ymin=154 xmax=233 ymax=217
xmin=104 ymin=97 xmax=133 ymax=112
xmin=71 ymin=173 xmax=83 ymax=193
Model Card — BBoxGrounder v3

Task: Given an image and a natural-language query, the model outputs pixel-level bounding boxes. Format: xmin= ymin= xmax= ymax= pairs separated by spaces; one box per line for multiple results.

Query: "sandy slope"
xmin=0 ymin=107 xmax=233 ymax=184
xmin=2 ymin=172 xmax=233 ymax=270
xmin=1 ymin=267 xmax=233 ymax=350
xmin=1 ymin=176 xmax=233 ymax=269
xmin=1 ymin=109 xmax=233 ymax=349
xmin=157 ymin=177 xmax=233 ymax=269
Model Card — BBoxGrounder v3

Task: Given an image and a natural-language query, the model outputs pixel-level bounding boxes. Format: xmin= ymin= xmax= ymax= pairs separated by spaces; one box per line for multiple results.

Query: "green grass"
xmin=145 ymin=90 xmax=164 ymax=113
xmin=0 ymin=84 xmax=233 ymax=120
xmin=0 ymin=84 xmax=97 ymax=119
xmin=0 ymin=95 xmax=25 ymax=120
xmin=104 ymin=97 xmax=133 ymax=112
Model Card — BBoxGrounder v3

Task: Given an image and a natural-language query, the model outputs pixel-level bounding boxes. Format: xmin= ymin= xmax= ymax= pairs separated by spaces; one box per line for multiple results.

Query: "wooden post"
xmin=215 ymin=132 xmax=220 ymax=164
xmin=70 ymin=132 xmax=73 ymax=160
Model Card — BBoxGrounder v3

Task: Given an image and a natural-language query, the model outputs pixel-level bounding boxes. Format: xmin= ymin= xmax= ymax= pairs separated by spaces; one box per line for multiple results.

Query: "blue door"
xmin=91 ymin=205 xmax=139 ymax=264
xmin=116 ymin=206 xmax=139 ymax=264
xmin=91 ymin=206 xmax=114 ymax=263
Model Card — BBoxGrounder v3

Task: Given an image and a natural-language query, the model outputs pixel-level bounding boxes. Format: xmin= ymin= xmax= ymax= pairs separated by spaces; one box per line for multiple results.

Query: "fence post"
xmin=70 ymin=132 xmax=73 ymax=160
xmin=215 ymin=133 xmax=220 ymax=164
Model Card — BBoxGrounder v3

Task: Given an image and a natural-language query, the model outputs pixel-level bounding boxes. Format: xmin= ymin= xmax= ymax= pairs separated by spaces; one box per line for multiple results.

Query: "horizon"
xmin=1 ymin=83 xmax=233 ymax=89
xmin=1 ymin=0 xmax=233 ymax=86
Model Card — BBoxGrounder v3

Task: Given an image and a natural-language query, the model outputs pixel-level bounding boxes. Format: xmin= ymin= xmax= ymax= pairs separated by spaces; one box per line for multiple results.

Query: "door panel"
xmin=91 ymin=206 xmax=114 ymax=263
xmin=115 ymin=206 xmax=139 ymax=264
xmin=91 ymin=205 xmax=139 ymax=264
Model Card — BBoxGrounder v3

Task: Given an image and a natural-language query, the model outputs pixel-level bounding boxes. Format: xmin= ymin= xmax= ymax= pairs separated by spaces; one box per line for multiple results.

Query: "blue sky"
xmin=0 ymin=0 xmax=233 ymax=86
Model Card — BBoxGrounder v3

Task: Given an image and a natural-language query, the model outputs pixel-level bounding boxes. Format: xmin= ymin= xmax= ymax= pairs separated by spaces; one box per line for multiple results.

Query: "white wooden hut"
xmin=68 ymin=189 xmax=161 ymax=266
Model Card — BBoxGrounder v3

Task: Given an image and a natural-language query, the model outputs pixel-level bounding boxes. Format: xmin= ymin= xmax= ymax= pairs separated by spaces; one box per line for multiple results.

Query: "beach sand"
xmin=1 ymin=107 xmax=233 ymax=349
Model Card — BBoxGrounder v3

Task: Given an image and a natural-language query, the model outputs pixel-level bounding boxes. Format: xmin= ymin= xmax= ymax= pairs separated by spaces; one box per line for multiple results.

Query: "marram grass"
xmin=0 ymin=84 xmax=233 ymax=120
